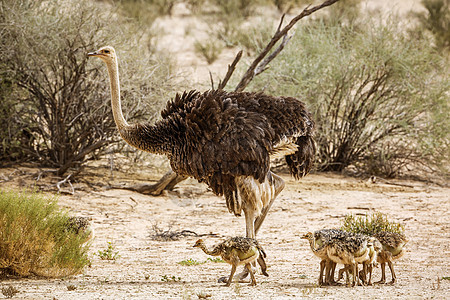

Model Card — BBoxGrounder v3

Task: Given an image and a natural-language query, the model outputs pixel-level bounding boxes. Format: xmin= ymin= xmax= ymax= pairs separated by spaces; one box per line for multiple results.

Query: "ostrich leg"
xmin=254 ymin=171 xmax=285 ymax=234
xmin=237 ymin=171 xmax=284 ymax=282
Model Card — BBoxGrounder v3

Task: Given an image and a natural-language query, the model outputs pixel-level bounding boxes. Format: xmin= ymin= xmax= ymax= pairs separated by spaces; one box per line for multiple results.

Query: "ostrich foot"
xmin=218 ymin=275 xmax=251 ymax=284
xmin=375 ymin=280 xmax=386 ymax=284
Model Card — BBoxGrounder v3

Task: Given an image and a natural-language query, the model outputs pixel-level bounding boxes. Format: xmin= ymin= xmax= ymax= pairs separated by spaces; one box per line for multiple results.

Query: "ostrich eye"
xmin=104 ymin=50 xmax=110 ymax=54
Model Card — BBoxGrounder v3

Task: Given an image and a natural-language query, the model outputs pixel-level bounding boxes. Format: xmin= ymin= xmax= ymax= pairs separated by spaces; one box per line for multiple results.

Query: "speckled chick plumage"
xmin=64 ymin=216 xmax=93 ymax=241
xmin=373 ymin=231 xmax=408 ymax=260
xmin=301 ymin=229 xmax=348 ymax=286
xmin=302 ymin=229 xmax=347 ymax=259
xmin=194 ymin=237 xmax=268 ymax=286
xmin=372 ymin=231 xmax=408 ymax=284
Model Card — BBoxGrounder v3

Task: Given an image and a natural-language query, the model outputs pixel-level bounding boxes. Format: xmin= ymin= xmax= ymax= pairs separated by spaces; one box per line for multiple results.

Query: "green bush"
xmin=340 ymin=212 xmax=404 ymax=236
xmin=0 ymin=0 xmax=175 ymax=174
xmin=415 ymin=0 xmax=450 ymax=52
xmin=0 ymin=189 xmax=90 ymax=278
xmin=248 ymin=17 xmax=449 ymax=177
xmin=114 ymin=0 xmax=177 ymax=23
xmin=0 ymin=77 xmax=30 ymax=163
xmin=194 ymin=38 xmax=224 ymax=64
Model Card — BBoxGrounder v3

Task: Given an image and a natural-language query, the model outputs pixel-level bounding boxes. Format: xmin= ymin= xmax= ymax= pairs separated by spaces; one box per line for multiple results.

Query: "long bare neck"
xmin=198 ymin=243 xmax=222 ymax=256
xmin=307 ymin=238 xmax=316 ymax=251
xmin=103 ymin=57 xmax=172 ymax=155
xmin=105 ymin=58 xmax=128 ymax=130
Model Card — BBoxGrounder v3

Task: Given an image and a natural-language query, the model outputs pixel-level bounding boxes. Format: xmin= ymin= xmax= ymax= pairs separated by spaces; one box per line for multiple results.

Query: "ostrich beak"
xmin=87 ymin=51 xmax=99 ymax=57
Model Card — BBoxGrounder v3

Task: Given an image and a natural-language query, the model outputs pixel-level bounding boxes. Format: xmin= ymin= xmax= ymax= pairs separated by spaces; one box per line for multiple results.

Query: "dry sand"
xmin=0 ymin=166 xmax=449 ymax=299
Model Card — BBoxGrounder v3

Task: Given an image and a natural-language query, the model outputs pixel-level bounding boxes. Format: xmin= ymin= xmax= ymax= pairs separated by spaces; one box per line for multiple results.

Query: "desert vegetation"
xmin=247 ymin=11 xmax=449 ymax=178
xmin=0 ymin=189 xmax=90 ymax=278
xmin=0 ymin=0 xmax=176 ymax=175
xmin=340 ymin=212 xmax=405 ymax=235
xmin=0 ymin=1 xmax=448 ymax=297
xmin=0 ymin=0 xmax=447 ymax=180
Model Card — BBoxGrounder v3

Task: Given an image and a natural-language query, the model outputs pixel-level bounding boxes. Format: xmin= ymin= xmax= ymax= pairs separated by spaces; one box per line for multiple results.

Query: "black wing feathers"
xmin=159 ymin=89 xmax=315 ymax=214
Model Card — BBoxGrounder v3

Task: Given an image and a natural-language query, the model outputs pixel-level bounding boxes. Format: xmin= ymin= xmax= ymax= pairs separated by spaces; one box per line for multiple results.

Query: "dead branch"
xmin=235 ymin=0 xmax=340 ymax=91
xmin=217 ymin=50 xmax=243 ymax=90
xmin=254 ymin=33 xmax=292 ymax=76
xmin=56 ymin=174 xmax=74 ymax=195
xmin=150 ymin=228 xmax=219 ymax=241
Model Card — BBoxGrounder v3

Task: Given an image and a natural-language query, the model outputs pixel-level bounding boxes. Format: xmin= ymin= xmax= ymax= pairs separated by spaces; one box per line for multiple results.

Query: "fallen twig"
xmin=56 ymin=174 xmax=74 ymax=195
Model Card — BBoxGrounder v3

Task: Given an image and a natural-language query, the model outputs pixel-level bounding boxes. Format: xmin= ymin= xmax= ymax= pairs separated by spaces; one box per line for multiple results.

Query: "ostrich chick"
xmin=338 ymin=236 xmax=382 ymax=286
xmin=193 ymin=237 xmax=269 ymax=286
xmin=328 ymin=232 xmax=371 ymax=287
xmin=301 ymin=229 xmax=347 ymax=286
xmin=373 ymin=231 xmax=408 ymax=284
xmin=65 ymin=216 xmax=94 ymax=242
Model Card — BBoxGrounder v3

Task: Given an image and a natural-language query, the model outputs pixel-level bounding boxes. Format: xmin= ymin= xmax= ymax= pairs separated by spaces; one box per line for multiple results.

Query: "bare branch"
xmin=254 ymin=34 xmax=292 ymax=76
xmin=56 ymin=174 xmax=74 ymax=195
xmin=276 ymin=13 xmax=286 ymax=33
xmin=209 ymin=71 xmax=215 ymax=90
xmin=235 ymin=0 xmax=340 ymax=92
xmin=217 ymin=50 xmax=243 ymax=90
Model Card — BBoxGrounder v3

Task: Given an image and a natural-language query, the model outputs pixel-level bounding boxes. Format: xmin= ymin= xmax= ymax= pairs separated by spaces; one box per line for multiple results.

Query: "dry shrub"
xmin=194 ymin=38 xmax=224 ymax=64
xmin=0 ymin=0 xmax=175 ymax=174
xmin=0 ymin=190 xmax=90 ymax=278
xmin=248 ymin=16 xmax=449 ymax=178
xmin=414 ymin=0 xmax=450 ymax=52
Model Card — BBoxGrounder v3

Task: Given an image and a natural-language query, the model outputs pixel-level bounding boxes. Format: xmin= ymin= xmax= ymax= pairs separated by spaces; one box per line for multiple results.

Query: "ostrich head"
xmin=300 ymin=232 xmax=313 ymax=241
xmin=87 ymin=46 xmax=116 ymax=63
xmin=193 ymin=239 xmax=205 ymax=248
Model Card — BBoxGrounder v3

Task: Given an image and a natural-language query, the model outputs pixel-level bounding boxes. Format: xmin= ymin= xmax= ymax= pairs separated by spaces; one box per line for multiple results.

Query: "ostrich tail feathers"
xmin=224 ymin=189 xmax=242 ymax=217
xmin=286 ymin=135 xmax=316 ymax=179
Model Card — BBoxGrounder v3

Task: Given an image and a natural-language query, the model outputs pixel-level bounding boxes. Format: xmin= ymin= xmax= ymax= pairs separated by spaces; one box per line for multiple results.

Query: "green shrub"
xmin=0 ymin=189 xmax=90 ymax=278
xmin=177 ymin=258 xmax=203 ymax=266
xmin=0 ymin=0 xmax=175 ymax=175
xmin=0 ymin=77 xmax=30 ymax=164
xmin=248 ymin=17 xmax=449 ymax=177
xmin=234 ymin=21 xmax=275 ymax=54
xmin=415 ymin=0 xmax=450 ymax=52
xmin=194 ymin=38 xmax=224 ymax=64
xmin=97 ymin=242 xmax=120 ymax=261
xmin=340 ymin=212 xmax=404 ymax=236
xmin=114 ymin=0 xmax=177 ymax=23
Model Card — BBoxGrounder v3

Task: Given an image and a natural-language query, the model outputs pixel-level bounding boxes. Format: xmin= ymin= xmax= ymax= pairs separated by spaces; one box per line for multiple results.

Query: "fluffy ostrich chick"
xmin=373 ymin=231 xmax=408 ymax=284
xmin=193 ymin=237 xmax=269 ymax=286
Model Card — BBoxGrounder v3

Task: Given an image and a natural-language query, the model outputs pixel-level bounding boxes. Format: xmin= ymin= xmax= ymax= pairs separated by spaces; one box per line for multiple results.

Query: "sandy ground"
xmin=1 ymin=0 xmax=449 ymax=299
xmin=0 ymin=165 xmax=449 ymax=299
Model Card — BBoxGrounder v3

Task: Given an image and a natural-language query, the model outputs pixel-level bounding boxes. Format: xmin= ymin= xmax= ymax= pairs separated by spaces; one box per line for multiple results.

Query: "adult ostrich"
xmin=88 ymin=46 xmax=315 ymax=240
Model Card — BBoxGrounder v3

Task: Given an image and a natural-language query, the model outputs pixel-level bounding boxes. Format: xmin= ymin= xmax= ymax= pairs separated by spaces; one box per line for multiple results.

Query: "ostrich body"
xmin=373 ymin=231 xmax=408 ymax=284
xmin=65 ymin=216 xmax=94 ymax=242
xmin=88 ymin=46 xmax=315 ymax=241
xmin=193 ymin=237 xmax=269 ymax=286
xmin=337 ymin=236 xmax=381 ymax=286
xmin=327 ymin=232 xmax=371 ymax=287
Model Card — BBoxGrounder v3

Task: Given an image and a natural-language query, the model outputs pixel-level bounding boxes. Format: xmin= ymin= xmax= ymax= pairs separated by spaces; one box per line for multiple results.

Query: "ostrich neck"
xmin=104 ymin=58 xmax=172 ymax=155
xmin=198 ymin=244 xmax=221 ymax=256
xmin=105 ymin=58 xmax=128 ymax=130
